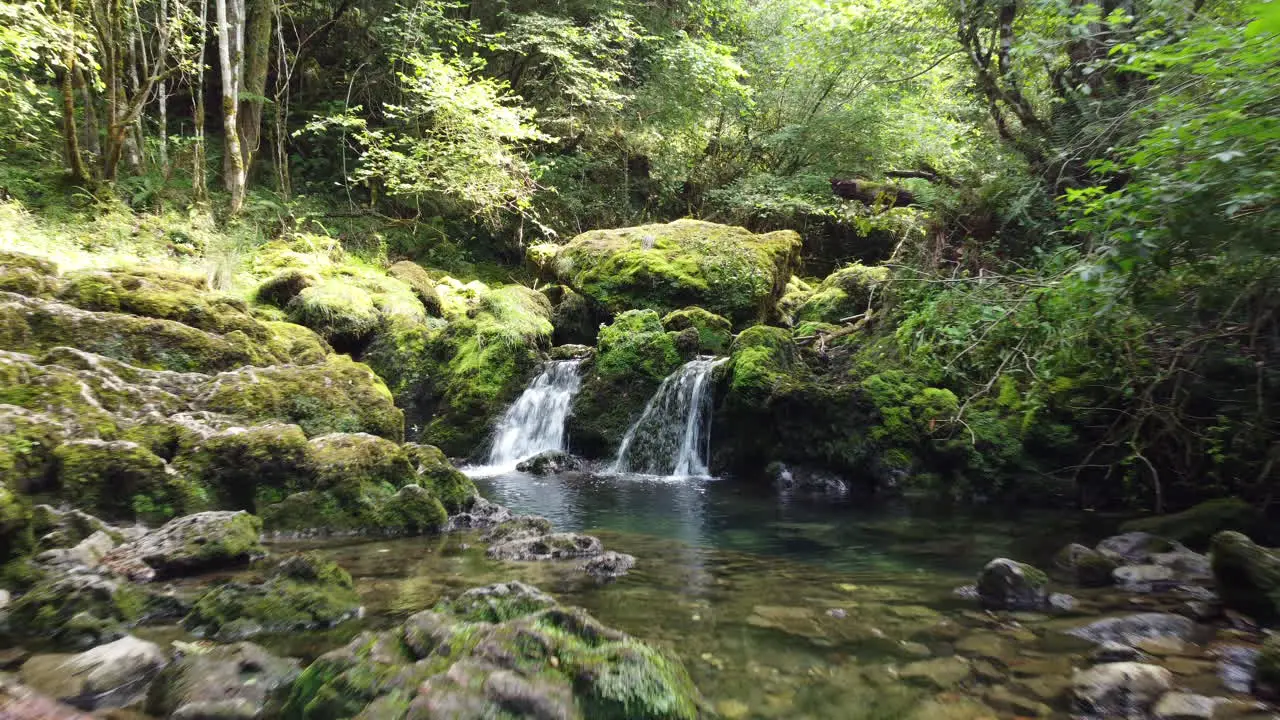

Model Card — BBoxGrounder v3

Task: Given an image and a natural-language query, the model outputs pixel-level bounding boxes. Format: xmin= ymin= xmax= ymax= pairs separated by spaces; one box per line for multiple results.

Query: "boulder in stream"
xmin=102 ymin=510 xmax=265 ymax=581
xmin=1210 ymin=531 xmax=1280 ymax=624
xmin=977 ymin=558 xmax=1050 ymax=611
xmin=516 ymin=450 xmax=581 ymax=475
xmin=1054 ymin=543 xmax=1119 ymax=587
xmin=1067 ymin=613 xmax=1196 ymax=646
xmin=20 ymin=635 xmax=167 ymax=711
xmin=1071 ymin=662 xmax=1172 ymax=716
xmin=146 ymin=641 xmax=301 ymax=719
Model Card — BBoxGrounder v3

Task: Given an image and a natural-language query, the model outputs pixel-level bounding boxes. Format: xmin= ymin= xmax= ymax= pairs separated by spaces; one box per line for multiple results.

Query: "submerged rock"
xmin=771 ymin=462 xmax=851 ymax=498
xmin=1054 ymin=543 xmax=1119 ymax=587
xmin=977 ymin=558 xmax=1050 ymax=611
xmin=516 ymin=450 xmax=581 ymax=475
xmin=898 ymin=656 xmax=971 ymax=689
xmin=1071 ymin=662 xmax=1172 ymax=717
xmin=487 ymin=531 xmax=605 ymax=562
xmin=0 ymin=675 xmax=94 ymax=719
xmin=279 ymin=582 xmax=703 ymax=719
xmin=581 ymin=551 xmax=637 ymax=581
xmin=1067 ymin=613 xmax=1195 ymax=646
xmin=146 ymin=641 xmax=300 ymax=719
xmin=182 ymin=553 xmax=361 ymax=640
xmin=20 ymin=635 xmax=166 ymax=711
xmin=1210 ymin=531 xmax=1280 ymax=624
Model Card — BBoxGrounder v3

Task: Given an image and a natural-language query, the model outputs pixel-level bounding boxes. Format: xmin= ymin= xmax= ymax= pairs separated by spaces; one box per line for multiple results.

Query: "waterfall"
xmin=611 ymin=357 xmax=727 ymax=478
xmin=484 ymin=359 xmax=583 ymax=471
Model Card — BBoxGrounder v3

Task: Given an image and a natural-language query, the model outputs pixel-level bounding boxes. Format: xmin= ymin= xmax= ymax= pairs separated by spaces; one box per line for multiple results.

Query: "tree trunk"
xmin=60 ymin=0 xmax=90 ymax=183
xmin=237 ymin=0 xmax=273 ymax=175
xmin=192 ymin=0 xmax=208 ymax=200
xmin=216 ymin=0 xmax=246 ymax=213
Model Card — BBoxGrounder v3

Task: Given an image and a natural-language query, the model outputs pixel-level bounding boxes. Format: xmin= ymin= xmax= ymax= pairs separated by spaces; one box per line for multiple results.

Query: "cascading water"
xmin=482 ymin=359 xmax=583 ymax=472
xmin=611 ymin=357 xmax=727 ymax=477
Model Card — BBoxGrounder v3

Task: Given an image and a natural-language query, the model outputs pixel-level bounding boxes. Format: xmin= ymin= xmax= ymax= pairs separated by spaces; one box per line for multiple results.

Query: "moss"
xmin=1210 ymin=531 xmax=1280 ymax=624
xmin=0 ymin=251 xmax=59 ymax=298
xmin=541 ymin=219 xmax=802 ymax=327
xmin=201 ymin=355 xmax=405 ymax=441
xmin=388 ymin=260 xmax=443 ymax=316
xmin=2 ymin=292 xmax=258 ymax=373
xmin=544 ymin=284 xmax=599 ymax=346
xmin=380 ymin=484 xmax=448 ymax=534
xmin=286 ymin=281 xmax=380 ymax=350
xmin=53 ymin=439 xmax=195 ymax=521
xmin=568 ymin=311 xmax=683 ymax=457
xmin=311 ymin=432 xmax=415 ymax=494
xmin=256 ymin=269 xmax=319 ymax=307
xmin=794 ymin=263 xmax=889 ymax=324
xmin=361 ymin=318 xmax=449 ymax=440
xmin=661 ymin=307 xmax=732 ymax=355
xmin=404 ymin=443 xmax=475 ymax=513
xmin=0 ymin=484 xmax=34 ymax=564
xmin=0 ymin=405 xmax=63 ymax=493
xmin=176 ymin=424 xmax=316 ymax=511
xmin=424 ymin=286 xmax=553 ymax=455
xmin=1121 ymin=498 xmax=1263 ymax=548
xmin=726 ymin=325 xmax=796 ymax=402
xmin=261 ymin=321 xmax=332 ymax=365
xmin=6 ymin=573 xmax=146 ymax=648
xmin=184 ymin=553 xmax=361 ymax=638
xmin=1257 ymin=635 xmax=1280 ymax=699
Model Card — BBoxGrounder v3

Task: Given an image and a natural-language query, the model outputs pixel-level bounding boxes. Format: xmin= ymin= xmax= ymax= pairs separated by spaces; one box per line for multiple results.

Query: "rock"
xmin=1136 ymin=636 xmax=1189 ymax=657
xmin=1210 ymin=531 xmax=1280 ymax=624
xmin=279 ymin=582 xmax=702 ymax=719
xmin=182 ymin=553 xmax=360 ymax=640
xmin=487 ymin=532 xmax=605 ymax=561
xmin=1054 ymin=543 xmax=1120 ymax=587
xmin=52 ymin=439 xmax=179 ymax=521
xmin=770 ymin=462 xmax=851 ymax=497
xmin=660 ymin=307 xmax=733 ymax=355
xmin=516 ymin=450 xmax=581 ymax=475
xmin=1255 ymin=635 xmax=1280 ymax=700
xmin=0 ymin=675 xmax=95 ymax=719
xmin=35 ymin=530 xmax=119 ymax=570
xmin=174 ymin=423 xmax=315 ymax=510
xmin=146 ymin=641 xmax=300 ymax=719
xmin=103 ymin=511 xmax=264 ymax=581
xmin=532 ymin=219 xmax=802 ymax=327
xmin=20 ymin=636 xmax=166 ymax=711
xmin=403 ymin=443 xmax=475 ymax=513
xmin=793 ymin=263 xmax=889 ymax=325
xmin=977 ymin=558 xmax=1050 ymax=611
xmin=1152 ymin=692 xmax=1220 ymax=720
xmin=1114 ymin=563 xmax=1179 ymax=592
xmin=447 ymin=495 xmax=514 ymax=531
xmin=1121 ymin=498 xmax=1263 ymax=548
xmin=955 ymin=633 xmax=1013 ymax=662
xmin=1152 ymin=549 xmax=1214 ymax=582
xmin=984 ymin=684 xmax=1052 ymax=717
xmin=1092 ymin=641 xmax=1148 ymax=664
xmin=1097 ymin=531 xmax=1177 ymax=564
xmin=1072 ymin=662 xmax=1173 ymax=716
xmin=1212 ymin=644 xmax=1259 ymax=694
xmin=581 ymin=551 xmax=636 ymax=580
xmin=6 ymin=572 xmax=146 ymax=649
xmin=0 ymin=588 xmax=9 ymax=610
xmin=899 ymin=656 xmax=971 ymax=689
xmin=1067 ymin=613 xmax=1196 ymax=646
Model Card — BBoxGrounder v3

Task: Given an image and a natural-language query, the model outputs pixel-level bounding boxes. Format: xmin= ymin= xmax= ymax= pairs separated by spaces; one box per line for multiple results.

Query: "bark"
xmin=192 ymin=0 xmax=208 ymax=200
xmin=216 ymin=0 xmax=246 ymax=212
xmin=237 ymin=0 xmax=273 ymax=174
xmin=60 ymin=0 xmax=90 ymax=183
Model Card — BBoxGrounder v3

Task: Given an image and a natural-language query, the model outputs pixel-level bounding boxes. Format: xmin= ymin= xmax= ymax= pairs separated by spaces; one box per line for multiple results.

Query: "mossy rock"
xmin=184 ymin=553 xmax=360 ymax=640
xmin=261 ymin=321 xmax=332 ymax=365
xmin=146 ymin=640 xmax=302 ymax=719
xmin=200 ymin=355 xmax=404 ymax=441
xmin=286 ymin=281 xmax=380 ymax=351
xmin=388 ymin=261 xmax=443 ymax=317
xmin=279 ymin=582 xmax=702 ymax=720
xmin=5 ymin=573 xmax=146 ymax=648
xmin=361 ymin=317 xmax=449 ymax=441
xmin=0 ymin=252 xmax=61 ymax=298
xmin=0 ymin=291 xmax=258 ymax=373
xmin=662 ymin=307 xmax=732 ymax=355
xmin=310 ymin=432 xmax=416 ymax=495
xmin=423 ymin=286 xmax=553 ymax=456
xmin=568 ymin=311 xmax=682 ymax=457
xmin=726 ymin=325 xmax=797 ymax=403
xmin=256 ymin=269 xmax=319 ymax=307
xmin=794 ymin=263 xmax=889 ymax=324
xmin=176 ymin=424 xmax=316 ymax=511
xmin=53 ymin=439 xmax=201 ymax=521
xmin=0 ymin=405 xmax=64 ymax=493
xmin=544 ymin=284 xmax=600 ymax=346
xmin=0 ymin=484 xmax=34 ymax=564
xmin=535 ymin=219 xmax=802 ymax=327
xmin=403 ymin=443 xmax=475 ymax=513
xmin=1257 ymin=635 xmax=1280 ymax=699
xmin=1121 ymin=498 xmax=1264 ymax=548
xmin=1210 ymin=531 xmax=1280 ymax=624
xmin=119 ymin=510 xmax=265 ymax=578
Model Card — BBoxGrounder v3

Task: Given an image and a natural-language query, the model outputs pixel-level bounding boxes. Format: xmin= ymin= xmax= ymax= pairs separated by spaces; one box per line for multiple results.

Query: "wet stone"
xmin=1152 ymin=692 xmax=1220 ymax=720
xmin=985 ymin=684 xmax=1053 ymax=717
xmin=898 ymin=656 xmax=971 ymax=689
xmin=1067 ymin=612 xmax=1196 ymax=646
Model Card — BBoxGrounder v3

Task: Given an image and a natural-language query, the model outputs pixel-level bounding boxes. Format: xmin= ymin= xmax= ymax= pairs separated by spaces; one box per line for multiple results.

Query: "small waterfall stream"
xmin=482 ymin=359 xmax=583 ymax=472
xmin=611 ymin=357 xmax=727 ymax=477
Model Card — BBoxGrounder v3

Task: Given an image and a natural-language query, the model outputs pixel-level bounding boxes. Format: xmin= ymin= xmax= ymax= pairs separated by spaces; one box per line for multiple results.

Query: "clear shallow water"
xmin=241 ymin=471 xmax=1251 ymax=719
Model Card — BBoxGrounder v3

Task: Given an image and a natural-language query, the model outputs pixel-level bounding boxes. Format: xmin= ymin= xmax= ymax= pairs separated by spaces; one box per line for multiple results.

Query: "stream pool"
xmin=240 ymin=470 xmax=1260 ymax=720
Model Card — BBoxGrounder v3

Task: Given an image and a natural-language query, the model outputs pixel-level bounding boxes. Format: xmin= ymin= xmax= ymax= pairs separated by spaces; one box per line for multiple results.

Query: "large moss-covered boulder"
xmin=279 ymin=582 xmax=702 ymax=720
xmin=404 ymin=442 xmax=475 ymax=513
xmin=183 ymin=553 xmax=360 ymax=640
xmin=176 ymin=424 xmax=315 ymax=510
xmin=310 ymin=432 xmax=415 ymax=494
xmin=794 ymin=263 xmax=889 ymax=324
xmin=568 ymin=310 xmax=682 ymax=457
xmin=200 ymin=355 xmax=404 ymax=441
xmin=5 ymin=572 xmax=147 ymax=648
xmin=1121 ymin=498 xmax=1264 ymax=548
xmin=423 ymin=286 xmax=553 ymax=455
xmin=0 ymin=405 xmax=64 ymax=493
xmin=56 ymin=268 xmax=264 ymax=339
xmin=53 ymin=439 xmax=202 ymax=521
xmin=286 ymin=281 xmax=381 ymax=351
xmin=1210 ymin=531 xmax=1280 ymax=624
xmin=533 ymin=219 xmax=802 ymax=327
xmin=104 ymin=510 xmax=265 ymax=580
xmin=712 ymin=326 xmax=872 ymax=480
xmin=387 ymin=261 xmax=443 ymax=317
